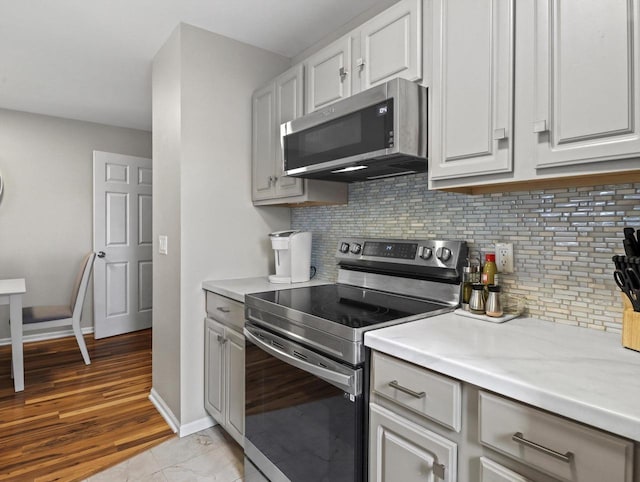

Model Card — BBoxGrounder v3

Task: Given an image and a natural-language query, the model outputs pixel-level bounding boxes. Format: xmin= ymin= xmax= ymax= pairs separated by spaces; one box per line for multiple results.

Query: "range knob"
xmin=339 ymin=242 xmax=350 ymax=254
xmin=350 ymin=243 xmax=362 ymax=255
xmin=436 ymin=247 xmax=452 ymax=262
xmin=419 ymin=247 xmax=433 ymax=260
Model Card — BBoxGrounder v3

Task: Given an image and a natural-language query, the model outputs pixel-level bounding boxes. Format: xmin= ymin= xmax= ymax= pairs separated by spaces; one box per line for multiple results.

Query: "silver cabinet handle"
xmin=339 ymin=66 xmax=348 ymax=81
xmin=216 ymin=306 xmax=231 ymax=313
xmin=493 ymin=128 xmax=507 ymax=140
xmin=216 ymin=334 xmax=227 ymax=344
xmin=433 ymin=462 xmax=445 ymax=479
xmin=512 ymin=432 xmax=574 ymax=463
xmin=356 ymin=58 xmax=365 ymax=70
xmin=388 ymin=380 xmax=426 ymax=399
xmin=533 ymin=120 xmax=548 ymax=133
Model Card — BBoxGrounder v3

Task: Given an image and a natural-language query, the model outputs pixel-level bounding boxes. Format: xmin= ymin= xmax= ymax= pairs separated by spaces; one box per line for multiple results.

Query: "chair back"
xmin=70 ymin=252 xmax=96 ymax=316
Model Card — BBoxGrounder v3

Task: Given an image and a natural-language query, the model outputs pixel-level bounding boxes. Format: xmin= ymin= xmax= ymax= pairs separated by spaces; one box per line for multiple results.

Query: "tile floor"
xmin=84 ymin=426 xmax=244 ymax=482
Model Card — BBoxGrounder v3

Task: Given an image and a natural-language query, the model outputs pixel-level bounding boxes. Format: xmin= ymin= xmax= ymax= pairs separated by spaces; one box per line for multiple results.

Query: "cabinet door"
xmin=204 ymin=318 xmax=225 ymax=422
xmin=274 ymin=65 xmax=304 ymax=198
xmin=369 ymin=403 xmax=457 ymax=482
xmin=532 ymin=0 xmax=640 ymax=168
xmin=252 ymin=83 xmax=276 ymax=201
xmin=429 ymin=0 xmax=514 ymax=180
xmin=480 ymin=457 xmax=531 ymax=482
xmin=359 ymin=0 xmax=422 ymax=90
xmin=224 ymin=327 xmax=245 ymax=447
xmin=305 ymin=35 xmax=352 ymax=113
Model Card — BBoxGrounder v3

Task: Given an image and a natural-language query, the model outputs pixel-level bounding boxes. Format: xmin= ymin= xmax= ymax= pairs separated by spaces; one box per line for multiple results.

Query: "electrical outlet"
xmin=495 ymin=242 xmax=514 ymax=273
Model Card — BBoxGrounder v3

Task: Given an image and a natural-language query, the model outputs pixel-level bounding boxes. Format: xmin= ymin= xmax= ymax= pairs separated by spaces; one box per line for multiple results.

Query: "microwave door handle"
xmin=243 ymin=327 xmax=356 ymax=394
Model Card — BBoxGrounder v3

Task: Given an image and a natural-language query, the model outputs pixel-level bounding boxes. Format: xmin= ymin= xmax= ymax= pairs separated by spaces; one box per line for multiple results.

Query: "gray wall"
xmin=152 ymin=23 xmax=291 ymax=428
xmin=292 ymin=173 xmax=640 ymax=333
xmin=0 ymin=108 xmax=151 ymax=340
xmin=151 ymin=27 xmax=183 ymax=419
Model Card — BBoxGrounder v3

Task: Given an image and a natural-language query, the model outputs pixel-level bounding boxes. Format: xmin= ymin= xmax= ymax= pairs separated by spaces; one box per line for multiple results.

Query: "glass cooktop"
xmin=250 ymin=284 xmax=447 ymax=329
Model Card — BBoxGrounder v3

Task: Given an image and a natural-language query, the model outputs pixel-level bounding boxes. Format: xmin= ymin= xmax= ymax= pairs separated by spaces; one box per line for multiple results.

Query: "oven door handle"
xmin=244 ymin=327 xmax=358 ymax=394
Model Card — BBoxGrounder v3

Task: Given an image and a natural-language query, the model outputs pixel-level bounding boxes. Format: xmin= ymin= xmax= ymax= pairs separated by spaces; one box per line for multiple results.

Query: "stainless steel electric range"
xmin=243 ymin=237 xmax=468 ymax=482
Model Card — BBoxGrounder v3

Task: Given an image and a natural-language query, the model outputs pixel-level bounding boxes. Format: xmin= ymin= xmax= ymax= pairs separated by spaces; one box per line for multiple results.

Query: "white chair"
xmin=21 ymin=252 xmax=96 ymax=365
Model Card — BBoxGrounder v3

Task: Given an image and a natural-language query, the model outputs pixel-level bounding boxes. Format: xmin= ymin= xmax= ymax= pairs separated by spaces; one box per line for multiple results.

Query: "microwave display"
xmin=284 ymin=100 xmax=394 ymax=171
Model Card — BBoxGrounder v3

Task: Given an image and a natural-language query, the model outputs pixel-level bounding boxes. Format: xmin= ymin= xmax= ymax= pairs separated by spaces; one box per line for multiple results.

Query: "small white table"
xmin=0 ymin=279 xmax=25 ymax=392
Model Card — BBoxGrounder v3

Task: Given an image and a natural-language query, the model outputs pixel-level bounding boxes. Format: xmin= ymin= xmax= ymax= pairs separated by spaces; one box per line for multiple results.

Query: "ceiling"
xmin=0 ymin=0 xmax=389 ymax=131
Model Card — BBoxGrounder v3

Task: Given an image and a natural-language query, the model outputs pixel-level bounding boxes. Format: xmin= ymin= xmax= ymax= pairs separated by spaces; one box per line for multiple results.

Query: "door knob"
xmin=97 ymin=251 xmax=106 ymax=258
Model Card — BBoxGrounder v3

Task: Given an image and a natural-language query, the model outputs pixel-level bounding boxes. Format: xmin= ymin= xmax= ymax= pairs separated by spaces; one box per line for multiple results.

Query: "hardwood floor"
xmin=0 ymin=329 xmax=175 ymax=482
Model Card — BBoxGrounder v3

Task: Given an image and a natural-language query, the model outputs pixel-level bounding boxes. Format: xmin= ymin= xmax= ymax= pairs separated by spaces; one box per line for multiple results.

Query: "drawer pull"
xmin=512 ymin=432 xmax=574 ymax=463
xmin=216 ymin=334 xmax=227 ymax=344
xmin=216 ymin=306 xmax=231 ymax=313
xmin=388 ymin=380 xmax=426 ymax=399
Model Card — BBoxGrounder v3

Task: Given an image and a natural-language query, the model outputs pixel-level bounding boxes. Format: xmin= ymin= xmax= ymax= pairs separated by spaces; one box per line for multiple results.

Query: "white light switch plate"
xmin=495 ymin=242 xmax=514 ymax=273
xmin=159 ymin=235 xmax=168 ymax=255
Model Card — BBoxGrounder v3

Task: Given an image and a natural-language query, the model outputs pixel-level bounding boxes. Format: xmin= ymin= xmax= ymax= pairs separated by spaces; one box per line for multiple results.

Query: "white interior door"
xmin=93 ymin=151 xmax=152 ymax=339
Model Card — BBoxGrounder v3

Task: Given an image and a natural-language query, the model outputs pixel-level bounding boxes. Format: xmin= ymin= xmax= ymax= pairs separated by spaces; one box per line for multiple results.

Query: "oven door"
xmin=244 ymin=323 xmax=364 ymax=482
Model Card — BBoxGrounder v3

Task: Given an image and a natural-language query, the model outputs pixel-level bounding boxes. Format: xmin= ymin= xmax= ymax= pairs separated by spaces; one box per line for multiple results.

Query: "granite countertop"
xmin=365 ymin=313 xmax=640 ymax=442
xmin=202 ymin=276 xmax=330 ymax=302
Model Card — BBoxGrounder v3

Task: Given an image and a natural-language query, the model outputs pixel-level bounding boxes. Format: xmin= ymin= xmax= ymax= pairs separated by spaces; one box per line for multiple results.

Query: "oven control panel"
xmin=336 ymin=237 xmax=467 ymax=270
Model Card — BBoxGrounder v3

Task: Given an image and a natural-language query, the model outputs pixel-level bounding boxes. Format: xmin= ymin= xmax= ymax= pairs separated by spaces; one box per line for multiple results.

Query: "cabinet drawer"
xmin=479 ymin=391 xmax=633 ymax=482
xmin=371 ymin=351 xmax=461 ymax=431
xmin=205 ymin=291 xmax=244 ymax=331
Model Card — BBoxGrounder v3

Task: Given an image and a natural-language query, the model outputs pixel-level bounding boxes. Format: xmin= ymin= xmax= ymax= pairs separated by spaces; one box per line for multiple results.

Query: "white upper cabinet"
xmin=304 ymin=0 xmax=422 ymax=113
xmin=430 ymin=0 xmax=640 ymax=190
xmin=304 ymin=35 xmax=353 ymax=113
xmin=251 ymin=64 xmax=348 ymax=206
xmin=429 ymin=0 xmax=515 ymax=181
xmin=532 ymin=0 xmax=640 ymax=169
xmin=252 ymin=65 xmax=304 ymax=201
xmin=251 ymin=83 xmax=277 ymax=201
xmin=274 ymin=65 xmax=304 ymax=198
xmin=358 ymin=0 xmax=422 ymax=91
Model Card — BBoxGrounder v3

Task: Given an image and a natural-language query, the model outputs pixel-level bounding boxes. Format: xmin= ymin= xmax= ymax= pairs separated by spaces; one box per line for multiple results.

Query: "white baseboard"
xmin=148 ymin=388 xmax=215 ymax=437
xmin=179 ymin=415 xmax=216 ymax=438
xmin=0 ymin=326 xmax=94 ymax=346
xmin=149 ymin=388 xmax=179 ymax=434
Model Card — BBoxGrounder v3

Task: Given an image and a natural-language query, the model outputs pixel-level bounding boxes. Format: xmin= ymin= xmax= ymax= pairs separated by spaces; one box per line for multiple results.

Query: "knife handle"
xmin=624 ymin=239 xmax=638 ymax=257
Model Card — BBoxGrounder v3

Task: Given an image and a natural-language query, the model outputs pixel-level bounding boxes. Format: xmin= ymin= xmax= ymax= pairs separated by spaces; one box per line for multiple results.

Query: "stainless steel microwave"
xmin=281 ymin=78 xmax=427 ymax=183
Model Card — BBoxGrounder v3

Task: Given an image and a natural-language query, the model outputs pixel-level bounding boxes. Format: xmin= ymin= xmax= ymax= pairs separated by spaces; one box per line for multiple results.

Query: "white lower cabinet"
xmin=224 ymin=327 xmax=244 ymax=443
xmin=479 ymin=457 xmax=530 ymax=482
xmin=479 ymin=391 xmax=634 ymax=482
xmin=205 ymin=317 xmax=225 ymax=421
xmin=204 ymin=292 xmax=245 ymax=447
xmin=369 ymin=403 xmax=457 ymax=482
xmin=370 ymin=350 xmax=637 ymax=482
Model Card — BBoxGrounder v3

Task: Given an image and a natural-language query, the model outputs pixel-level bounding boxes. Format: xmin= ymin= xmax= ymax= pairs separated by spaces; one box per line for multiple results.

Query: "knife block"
xmin=621 ymin=294 xmax=640 ymax=352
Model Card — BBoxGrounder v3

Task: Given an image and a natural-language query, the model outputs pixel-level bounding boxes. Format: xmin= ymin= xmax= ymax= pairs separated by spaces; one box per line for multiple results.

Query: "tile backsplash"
xmin=291 ymin=173 xmax=640 ymax=333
